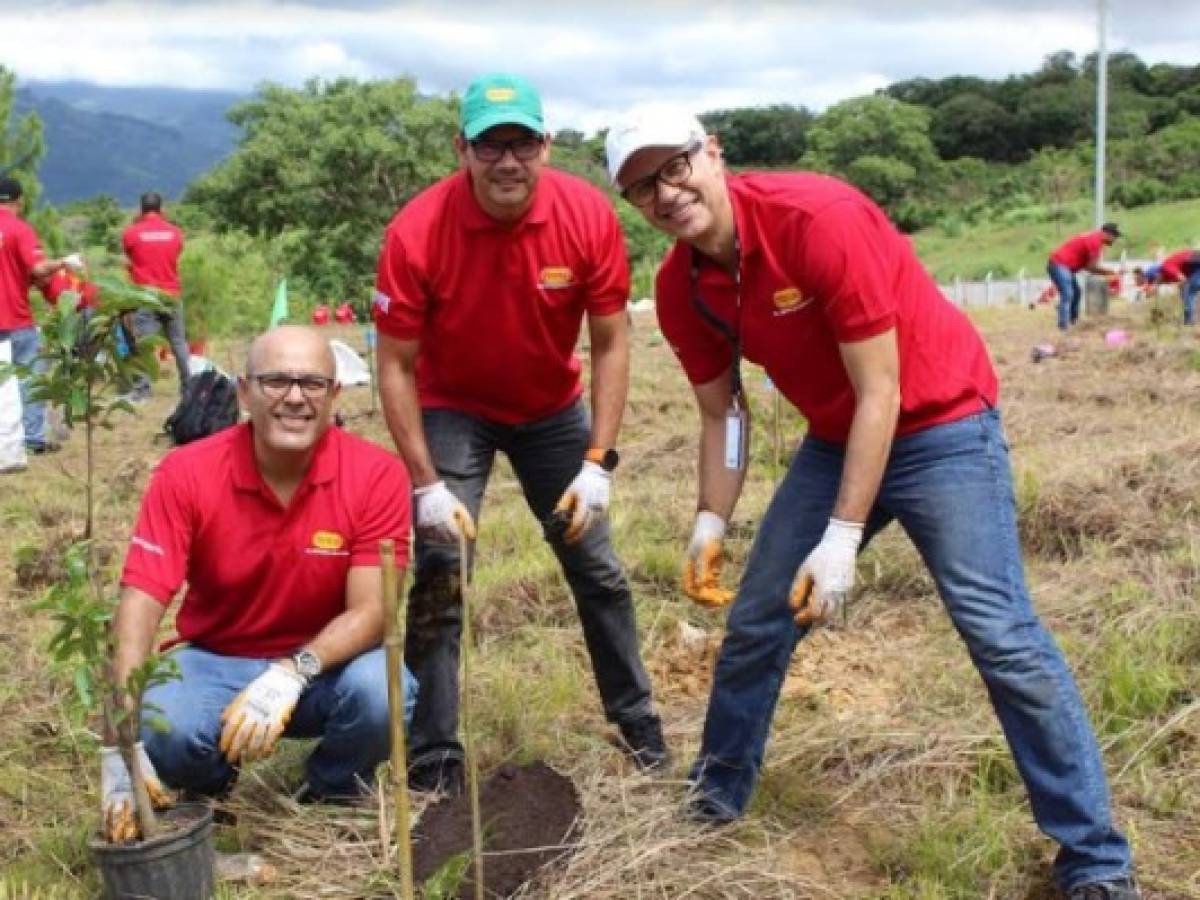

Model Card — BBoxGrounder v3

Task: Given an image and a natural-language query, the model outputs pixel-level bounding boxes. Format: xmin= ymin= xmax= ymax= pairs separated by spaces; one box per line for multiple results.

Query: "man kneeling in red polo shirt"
xmin=103 ymin=326 xmax=417 ymax=838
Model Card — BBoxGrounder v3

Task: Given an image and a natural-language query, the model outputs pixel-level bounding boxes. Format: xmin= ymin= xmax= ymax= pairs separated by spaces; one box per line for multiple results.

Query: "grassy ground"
xmin=1 ymin=300 xmax=1199 ymax=898
xmin=913 ymin=197 xmax=1200 ymax=282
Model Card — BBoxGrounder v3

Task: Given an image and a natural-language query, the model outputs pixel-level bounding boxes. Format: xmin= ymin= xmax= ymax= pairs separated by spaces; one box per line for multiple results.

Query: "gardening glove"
xmin=101 ymin=743 xmax=176 ymax=843
xmin=553 ymin=462 xmax=611 ymax=543
xmin=219 ymin=663 xmax=306 ymax=765
xmin=682 ymin=511 xmax=735 ymax=609
xmin=413 ymin=480 xmax=476 ymax=544
xmin=63 ymin=252 xmax=85 ymax=272
xmin=789 ymin=518 xmax=863 ymax=627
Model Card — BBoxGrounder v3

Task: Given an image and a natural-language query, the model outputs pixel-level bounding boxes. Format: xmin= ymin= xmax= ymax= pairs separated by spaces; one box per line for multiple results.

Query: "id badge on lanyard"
xmin=689 ymin=243 xmax=747 ymax=471
xmin=724 ymin=395 xmax=747 ymax=471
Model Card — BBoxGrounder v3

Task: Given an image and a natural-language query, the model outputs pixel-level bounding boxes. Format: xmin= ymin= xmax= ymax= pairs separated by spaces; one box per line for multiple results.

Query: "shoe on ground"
xmin=683 ymin=791 xmax=739 ymax=826
xmin=1065 ymin=876 xmax=1141 ymax=899
xmin=26 ymin=440 xmax=61 ymax=455
xmin=407 ymin=756 xmax=465 ymax=797
xmin=618 ymin=714 xmax=671 ymax=772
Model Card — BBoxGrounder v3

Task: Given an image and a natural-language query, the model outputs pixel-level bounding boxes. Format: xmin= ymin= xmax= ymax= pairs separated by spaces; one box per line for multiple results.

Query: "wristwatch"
xmin=291 ymin=648 xmax=323 ymax=682
xmin=584 ymin=447 xmax=619 ymax=472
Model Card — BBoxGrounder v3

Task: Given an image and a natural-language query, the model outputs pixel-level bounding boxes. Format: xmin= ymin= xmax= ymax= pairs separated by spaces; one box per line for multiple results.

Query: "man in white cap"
xmin=604 ymin=110 xmax=1138 ymax=900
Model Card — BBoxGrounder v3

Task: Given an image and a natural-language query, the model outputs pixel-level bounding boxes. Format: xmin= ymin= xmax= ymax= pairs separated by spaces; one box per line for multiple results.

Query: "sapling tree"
xmin=9 ymin=278 xmax=182 ymax=842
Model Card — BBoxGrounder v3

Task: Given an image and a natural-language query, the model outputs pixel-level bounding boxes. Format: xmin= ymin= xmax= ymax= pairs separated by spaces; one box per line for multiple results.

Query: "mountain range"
xmin=14 ymin=80 xmax=244 ymax=206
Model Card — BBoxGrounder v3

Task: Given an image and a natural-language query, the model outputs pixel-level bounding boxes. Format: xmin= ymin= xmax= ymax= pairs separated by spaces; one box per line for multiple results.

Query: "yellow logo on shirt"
xmin=773 ymin=287 xmax=805 ymax=310
xmin=312 ymin=530 xmax=345 ymax=551
xmin=486 ymin=87 xmax=517 ymax=102
xmin=539 ymin=266 xmax=576 ymax=289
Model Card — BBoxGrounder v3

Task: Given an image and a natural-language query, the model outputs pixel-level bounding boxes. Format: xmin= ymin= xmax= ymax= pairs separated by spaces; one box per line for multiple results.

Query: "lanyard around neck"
xmin=688 ymin=238 xmax=743 ymax=399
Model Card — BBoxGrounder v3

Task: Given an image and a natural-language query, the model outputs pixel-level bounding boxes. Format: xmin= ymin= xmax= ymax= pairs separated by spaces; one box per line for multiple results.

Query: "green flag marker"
xmin=269 ymin=278 xmax=289 ymax=327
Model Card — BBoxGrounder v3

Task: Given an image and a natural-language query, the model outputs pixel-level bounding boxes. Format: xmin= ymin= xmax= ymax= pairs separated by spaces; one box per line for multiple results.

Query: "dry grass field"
xmin=1 ymin=295 xmax=1198 ymax=898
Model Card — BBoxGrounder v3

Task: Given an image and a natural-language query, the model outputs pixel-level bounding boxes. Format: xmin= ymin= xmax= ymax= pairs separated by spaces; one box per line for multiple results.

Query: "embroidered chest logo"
xmin=772 ymin=286 xmax=812 ymax=316
xmin=539 ymin=266 xmax=576 ymax=290
xmin=307 ymin=530 xmax=349 ymax=556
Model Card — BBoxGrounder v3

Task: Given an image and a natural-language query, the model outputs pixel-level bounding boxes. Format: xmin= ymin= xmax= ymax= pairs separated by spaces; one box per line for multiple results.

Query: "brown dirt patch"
xmin=413 ymin=761 xmax=581 ymax=899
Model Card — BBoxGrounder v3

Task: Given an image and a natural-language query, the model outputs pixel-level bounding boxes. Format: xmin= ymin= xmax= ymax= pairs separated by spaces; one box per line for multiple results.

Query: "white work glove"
xmin=789 ymin=518 xmax=864 ymax=626
xmin=413 ymin=480 xmax=477 ymax=543
xmin=682 ymin=511 xmax=735 ymax=609
xmin=63 ymin=252 xmax=85 ymax=272
xmin=553 ymin=461 xmax=611 ymax=543
xmin=101 ymin=743 xmax=176 ymax=843
xmin=219 ymin=663 xmax=306 ymax=765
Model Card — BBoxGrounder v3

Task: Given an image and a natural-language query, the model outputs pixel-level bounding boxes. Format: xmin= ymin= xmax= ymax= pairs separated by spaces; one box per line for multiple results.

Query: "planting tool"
xmin=458 ymin=532 xmax=486 ymax=900
xmin=380 ymin=539 xmax=415 ymax=900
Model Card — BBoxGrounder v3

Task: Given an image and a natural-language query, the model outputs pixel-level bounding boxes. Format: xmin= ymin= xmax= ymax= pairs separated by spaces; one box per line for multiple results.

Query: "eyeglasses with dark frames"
xmin=621 ymin=141 xmax=702 ymax=207
xmin=250 ymin=372 xmax=336 ymax=399
xmin=469 ymin=136 xmax=545 ymax=163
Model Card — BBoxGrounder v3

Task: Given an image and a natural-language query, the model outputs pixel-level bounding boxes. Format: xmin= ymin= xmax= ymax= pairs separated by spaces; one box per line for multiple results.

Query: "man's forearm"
xmin=587 ymin=316 xmax=630 ymax=448
xmin=297 ymin=606 xmax=384 ymax=671
xmin=697 ymin=409 xmax=748 ymax=522
xmin=113 ymin=587 xmax=168 ymax=689
xmin=378 ymin=363 xmax=438 ymax=487
xmin=832 ymin=387 xmax=900 ymax=523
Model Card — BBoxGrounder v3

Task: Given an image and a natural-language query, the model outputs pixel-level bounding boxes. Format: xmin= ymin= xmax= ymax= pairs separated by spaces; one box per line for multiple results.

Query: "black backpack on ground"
xmin=163 ymin=370 xmax=239 ymax=445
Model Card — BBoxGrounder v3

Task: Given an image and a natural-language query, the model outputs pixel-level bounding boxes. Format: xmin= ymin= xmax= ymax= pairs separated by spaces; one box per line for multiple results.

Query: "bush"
xmin=1111 ymin=176 xmax=1169 ymax=209
xmin=179 ymin=231 xmax=280 ymax=339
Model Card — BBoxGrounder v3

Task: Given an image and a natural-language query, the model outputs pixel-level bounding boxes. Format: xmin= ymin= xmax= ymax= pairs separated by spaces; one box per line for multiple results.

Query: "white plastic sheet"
xmin=0 ymin=340 xmax=28 ymax=472
xmin=330 ymin=339 xmax=371 ymax=386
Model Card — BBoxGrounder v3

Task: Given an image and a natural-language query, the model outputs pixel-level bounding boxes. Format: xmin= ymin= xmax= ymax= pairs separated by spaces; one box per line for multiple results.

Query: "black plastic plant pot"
xmin=90 ymin=802 xmax=215 ymax=900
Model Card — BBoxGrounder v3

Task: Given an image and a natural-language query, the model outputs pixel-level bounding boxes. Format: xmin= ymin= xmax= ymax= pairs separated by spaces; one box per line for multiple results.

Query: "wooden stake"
xmin=458 ymin=534 xmax=485 ymax=900
xmin=380 ymin=539 xmax=414 ymax=900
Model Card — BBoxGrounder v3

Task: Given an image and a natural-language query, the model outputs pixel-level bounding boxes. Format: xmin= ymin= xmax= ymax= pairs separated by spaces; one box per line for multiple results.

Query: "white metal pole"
xmin=1094 ymin=0 xmax=1108 ymax=228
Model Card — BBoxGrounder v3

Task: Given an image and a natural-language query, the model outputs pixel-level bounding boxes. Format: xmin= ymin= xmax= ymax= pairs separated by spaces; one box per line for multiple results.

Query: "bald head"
xmin=246 ymin=325 xmax=335 ymax=378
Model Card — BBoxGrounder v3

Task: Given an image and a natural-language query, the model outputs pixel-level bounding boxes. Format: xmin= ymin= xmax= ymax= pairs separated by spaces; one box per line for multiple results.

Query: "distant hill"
xmin=15 ymin=81 xmax=244 ymax=205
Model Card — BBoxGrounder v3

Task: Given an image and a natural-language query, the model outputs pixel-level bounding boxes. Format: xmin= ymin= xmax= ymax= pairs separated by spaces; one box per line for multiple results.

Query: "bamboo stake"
xmin=380 ymin=539 xmax=414 ymax=900
xmin=458 ymin=534 xmax=485 ymax=900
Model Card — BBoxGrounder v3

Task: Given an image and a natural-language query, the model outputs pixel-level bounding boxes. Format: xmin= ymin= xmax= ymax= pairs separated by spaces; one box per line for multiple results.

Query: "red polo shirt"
xmin=1159 ymin=250 xmax=1199 ymax=283
xmin=121 ymin=423 xmax=412 ymax=658
xmin=1050 ymin=230 xmax=1106 ymax=272
xmin=372 ymin=168 xmax=629 ymax=425
xmin=122 ymin=212 xmax=184 ymax=297
xmin=0 ymin=207 xmax=45 ymax=330
xmin=656 ymin=173 xmax=998 ymax=443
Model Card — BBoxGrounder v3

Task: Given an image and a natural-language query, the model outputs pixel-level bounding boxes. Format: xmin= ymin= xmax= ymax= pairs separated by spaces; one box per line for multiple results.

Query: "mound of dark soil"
xmin=413 ymin=761 xmax=581 ymax=899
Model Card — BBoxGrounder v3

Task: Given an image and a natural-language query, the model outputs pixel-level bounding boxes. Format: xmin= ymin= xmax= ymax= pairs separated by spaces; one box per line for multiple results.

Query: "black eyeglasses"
xmin=250 ymin=372 xmax=335 ymax=399
xmin=469 ymin=136 xmax=545 ymax=163
xmin=621 ymin=142 xmax=702 ymax=207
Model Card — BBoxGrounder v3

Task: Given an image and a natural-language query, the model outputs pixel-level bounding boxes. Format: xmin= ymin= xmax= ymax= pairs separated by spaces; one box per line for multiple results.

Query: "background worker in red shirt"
xmin=1133 ymin=249 xmax=1200 ymax=325
xmin=103 ymin=326 xmax=416 ymax=838
xmin=1047 ymin=222 xmax=1121 ymax=331
xmin=373 ymin=73 xmax=666 ymax=795
xmin=0 ymin=176 xmax=76 ymax=454
xmin=121 ymin=191 xmax=189 ymax=400
xmin=606 ymin=111 xmax=1138 ymax=900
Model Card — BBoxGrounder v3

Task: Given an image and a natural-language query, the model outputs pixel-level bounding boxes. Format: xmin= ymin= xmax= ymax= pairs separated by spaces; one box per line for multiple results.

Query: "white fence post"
xmin=985 ymin=271 xmax=993 ymax=306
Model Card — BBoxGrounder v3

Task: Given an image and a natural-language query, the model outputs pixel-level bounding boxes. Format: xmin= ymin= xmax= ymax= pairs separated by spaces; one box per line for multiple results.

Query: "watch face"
xmin=602 ymin=449 xmax=619 ymax=472
xmin=294 ymin=650 xmax=322 ymax=678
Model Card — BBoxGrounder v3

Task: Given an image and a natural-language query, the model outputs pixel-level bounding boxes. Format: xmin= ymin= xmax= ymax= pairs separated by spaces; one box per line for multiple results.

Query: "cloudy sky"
xmin=3 ymin=1 xmax=1198 ymax=133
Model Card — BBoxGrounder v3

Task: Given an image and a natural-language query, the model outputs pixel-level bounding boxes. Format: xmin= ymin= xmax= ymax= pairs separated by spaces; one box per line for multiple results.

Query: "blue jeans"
xmin=0 ymin=326 xmax=46 ymax=447
xmin=1181 ymin=270 xmax=1200 ymax=326
xmin=688 ymin=409 xmax=1132 ymax=890
xmin=407 ymin=401 xmax=655 ymax=770
xmin=142 ymin=645 xmax=416 ymax=798
xmin=127 ymin=304 xmax=190 ymax=397
xmin=1047 ymin=261 xmax=1080 ymax=331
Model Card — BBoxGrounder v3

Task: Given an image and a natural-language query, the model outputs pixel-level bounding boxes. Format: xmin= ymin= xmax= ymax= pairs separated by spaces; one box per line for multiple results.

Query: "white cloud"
xmin=2 ymin=1 xmax=1197 ymax=133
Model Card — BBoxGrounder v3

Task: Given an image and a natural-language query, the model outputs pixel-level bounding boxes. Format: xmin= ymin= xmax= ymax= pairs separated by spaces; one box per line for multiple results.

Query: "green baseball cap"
xmin=460 ymin=73 xmax=545 ymax=140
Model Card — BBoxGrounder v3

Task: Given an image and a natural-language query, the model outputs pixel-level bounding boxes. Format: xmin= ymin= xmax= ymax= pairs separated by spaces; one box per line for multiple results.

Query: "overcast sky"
xmin=3 ymin=1 xmax=1198 ymax=133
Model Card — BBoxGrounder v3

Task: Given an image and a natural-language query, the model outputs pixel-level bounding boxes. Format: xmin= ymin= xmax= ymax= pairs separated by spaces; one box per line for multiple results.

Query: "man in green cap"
xmin=372 ymin=73 xmax=667 ymax=795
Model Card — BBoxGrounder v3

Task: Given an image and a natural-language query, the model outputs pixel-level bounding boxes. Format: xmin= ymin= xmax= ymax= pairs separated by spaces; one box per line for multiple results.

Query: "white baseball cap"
xmin=605 ymin=108 xmax=707 ymax=189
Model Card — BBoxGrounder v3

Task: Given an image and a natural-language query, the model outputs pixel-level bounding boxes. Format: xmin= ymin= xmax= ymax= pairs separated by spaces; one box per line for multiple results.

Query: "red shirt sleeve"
xmin=348 ymin=456 xmax=413 ymax=568
xmin=654 ymin=251 xmax=733 ymax=386
xmin=372 ymin=220 xmax=428 ymax=341
xmin=584 ymin=204 xmax=630 ymax=317
xmin=120 ymin=456 xmax=194 ymax=604
xmin=792 ymin=201 xmax=898 ymax=343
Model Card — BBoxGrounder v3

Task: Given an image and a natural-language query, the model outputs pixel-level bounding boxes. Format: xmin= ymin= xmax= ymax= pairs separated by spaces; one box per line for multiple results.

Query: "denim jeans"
xmin=406 ymin=401 xmax=655 ymax=770
xmin=127 ymin=304 xmax=190 ymax=396
xmin=1047 ymin=261 xmax=1081 ymax=331
xmin=1181 ymin=270 xmax=1200 ymax=326
xmin=0 ymin=326 xmax=46 ymax=447
xmin=688 ymin=409 xmax=1132 ymax=890
xmin=142 ymin=645 xmax=416 ymax=798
